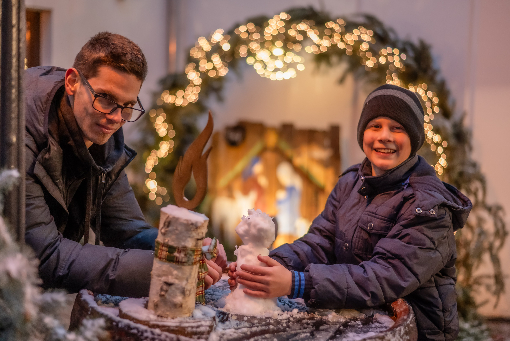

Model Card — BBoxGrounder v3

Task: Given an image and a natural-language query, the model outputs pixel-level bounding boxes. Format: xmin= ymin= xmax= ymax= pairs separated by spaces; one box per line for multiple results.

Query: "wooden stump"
xmin=147 ymin=205 xmax=209 ymax=318
xmin=69 ymin=290 xmax=182 ymax=341
xmin=70 ymin=279 xmax=418 ymax=341
xmin=119 ymin=297 xmax=214 ymax=338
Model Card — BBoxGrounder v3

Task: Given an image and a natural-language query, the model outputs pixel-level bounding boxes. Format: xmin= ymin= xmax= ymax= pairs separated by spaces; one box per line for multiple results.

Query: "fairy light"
xmin=146 ymin=12 xmax=448 ymax=204
xmin=406 ymin=83 xmax=448 ymax=175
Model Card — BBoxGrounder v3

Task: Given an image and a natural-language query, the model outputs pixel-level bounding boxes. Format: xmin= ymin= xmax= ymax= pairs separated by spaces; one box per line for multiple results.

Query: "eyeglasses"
xmin=77 ymin=70 xmax=145 ymax=122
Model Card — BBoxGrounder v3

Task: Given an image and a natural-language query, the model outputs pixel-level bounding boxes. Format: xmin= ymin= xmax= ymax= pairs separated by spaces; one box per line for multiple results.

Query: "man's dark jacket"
xmin=270 ymin=155 xmax=472 ymax=341
xmin=24 ymin=66 xmax=157 ymax=297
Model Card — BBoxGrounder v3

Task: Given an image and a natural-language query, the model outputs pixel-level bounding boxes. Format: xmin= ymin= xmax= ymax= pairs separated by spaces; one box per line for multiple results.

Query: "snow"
xmin=234 ymin=208 xmax=275 ymax=247
xmin=120 ymin=297 xmax=157 ymax=321
xmin=97 ymin=306 xmax=120 ymax=317
xmin=192 ymin=304 xmax=217 ymax=318
xmin=160 ymin=204 xmax=207 ymax=223
xmin=223 ymin=209 xmax=281 ymax=316
xmin=341 ymin=331 xmax=379 ymax=340
xmin=223 ymin=283 xmax=280 ymax=316
xmin=374 ymin=313 xmax=396 ymax=328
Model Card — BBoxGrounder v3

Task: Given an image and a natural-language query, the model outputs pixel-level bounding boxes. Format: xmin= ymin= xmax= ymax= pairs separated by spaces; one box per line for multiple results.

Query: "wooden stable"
xmin=207 ymin=121 xmax=340 ymax=248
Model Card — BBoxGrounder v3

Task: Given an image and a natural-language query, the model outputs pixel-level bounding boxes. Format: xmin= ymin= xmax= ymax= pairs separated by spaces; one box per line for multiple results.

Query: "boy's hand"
xmin=227 ymin=262 xmax=238 ymax=291
xmin=236 ymin=255 xmax=292 ymax=298
xmin=203 ymin=238 xmax=227 ymax=289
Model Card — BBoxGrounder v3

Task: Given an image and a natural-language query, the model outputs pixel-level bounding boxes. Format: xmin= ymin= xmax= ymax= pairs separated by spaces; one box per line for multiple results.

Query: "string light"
xmin=146 ymin=12 xmax=448 ymax=203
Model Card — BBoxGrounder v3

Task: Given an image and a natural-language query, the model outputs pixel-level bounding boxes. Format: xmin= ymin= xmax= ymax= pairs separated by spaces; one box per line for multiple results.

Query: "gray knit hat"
xmin=357 ymin=84 xmax=425 ymax=156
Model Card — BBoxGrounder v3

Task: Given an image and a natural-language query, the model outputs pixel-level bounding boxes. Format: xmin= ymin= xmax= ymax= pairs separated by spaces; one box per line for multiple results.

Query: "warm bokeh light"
xmin=146 ymin=12 xmax=448 ymax=204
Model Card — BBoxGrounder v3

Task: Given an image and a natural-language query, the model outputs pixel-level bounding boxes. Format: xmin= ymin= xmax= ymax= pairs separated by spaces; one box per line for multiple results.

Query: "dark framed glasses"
xmin=77 ymin=69 xmax=145 ymax=122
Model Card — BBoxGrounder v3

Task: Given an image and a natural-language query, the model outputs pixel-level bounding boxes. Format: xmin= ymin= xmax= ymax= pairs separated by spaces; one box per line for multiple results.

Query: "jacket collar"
xmin=357 ymin=155 xmax=419 ymax=196
xmin=25 ymin=66 xmax=67 ymax=150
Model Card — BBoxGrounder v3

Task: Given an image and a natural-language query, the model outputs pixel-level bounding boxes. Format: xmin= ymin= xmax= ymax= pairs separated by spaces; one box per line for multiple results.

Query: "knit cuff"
xmin=289 ymin=271 xmax=312 ymax=299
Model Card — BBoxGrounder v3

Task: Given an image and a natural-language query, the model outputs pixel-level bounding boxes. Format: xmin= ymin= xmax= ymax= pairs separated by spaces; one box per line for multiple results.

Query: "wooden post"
xmin=148 ymin=205 xmax=209 ymax=318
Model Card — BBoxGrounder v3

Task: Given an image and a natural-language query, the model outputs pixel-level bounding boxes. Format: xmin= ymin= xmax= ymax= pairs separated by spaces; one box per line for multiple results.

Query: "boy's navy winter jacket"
xmin=24 ymin=66 xmax=157 ymax=297
xmin=270 ymin=155 xmax=472 ymax=341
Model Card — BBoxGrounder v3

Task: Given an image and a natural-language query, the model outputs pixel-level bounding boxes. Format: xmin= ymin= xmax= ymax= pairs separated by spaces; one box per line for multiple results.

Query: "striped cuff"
xmin=290 ymin=271 xmax=306 ymax=299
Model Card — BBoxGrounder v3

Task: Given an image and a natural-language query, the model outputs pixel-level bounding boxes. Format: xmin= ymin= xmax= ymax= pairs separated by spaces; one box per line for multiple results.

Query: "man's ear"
xmin=65 ymin=68 xmax=79 ymax=96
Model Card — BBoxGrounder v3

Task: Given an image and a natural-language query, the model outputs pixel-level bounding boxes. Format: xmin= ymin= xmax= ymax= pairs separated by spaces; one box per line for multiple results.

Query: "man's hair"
xmin=73 ymin=32 xmax=148 ymax=82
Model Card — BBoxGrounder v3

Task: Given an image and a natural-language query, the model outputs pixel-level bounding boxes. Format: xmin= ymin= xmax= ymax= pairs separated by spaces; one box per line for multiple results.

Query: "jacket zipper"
xmin=94 ymin=170 xmax=107 ymax=245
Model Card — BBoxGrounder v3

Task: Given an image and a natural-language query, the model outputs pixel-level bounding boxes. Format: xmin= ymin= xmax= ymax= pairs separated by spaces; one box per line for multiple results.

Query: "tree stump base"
xmin=70 ymin=278 xmax=417 ymax=341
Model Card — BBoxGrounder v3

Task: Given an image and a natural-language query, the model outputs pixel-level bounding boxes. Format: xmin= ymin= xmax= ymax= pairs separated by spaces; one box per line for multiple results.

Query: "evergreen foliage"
xmin=0 ymin=170 xmax=107 ymax=340
xmin=130 ymin=7 xmax=507 ymax=319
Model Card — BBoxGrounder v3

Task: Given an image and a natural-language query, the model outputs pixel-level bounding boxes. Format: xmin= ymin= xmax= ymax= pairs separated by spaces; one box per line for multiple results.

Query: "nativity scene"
xmin=208 ymin=121 xmax=340 ymax=250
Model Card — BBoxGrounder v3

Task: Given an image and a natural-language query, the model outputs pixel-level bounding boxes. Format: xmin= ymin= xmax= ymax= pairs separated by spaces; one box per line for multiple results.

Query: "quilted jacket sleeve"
xmin=100 ymin=170 xmax=158 ymax=250
xmin=24 ymin=133 xmax=154 ymax=298
xmin=296 ymin=200 xmax=454 ymax=309
xmin=270 ymin=177 xmax=346 ymax=271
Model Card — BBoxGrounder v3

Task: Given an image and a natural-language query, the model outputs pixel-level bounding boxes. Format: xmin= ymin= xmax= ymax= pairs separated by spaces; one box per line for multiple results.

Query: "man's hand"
xmin=202 ymin=238 xmax=227 ymax=289
xmin=227 ymin=261 xmax=238 ymax=291
xmin=204 ymin=258 xmax=222 ymax=289
xmin=203 ymin=237 xmax=227 ymax=268
xmin=236 ymin=255 xmax=292 ymax=298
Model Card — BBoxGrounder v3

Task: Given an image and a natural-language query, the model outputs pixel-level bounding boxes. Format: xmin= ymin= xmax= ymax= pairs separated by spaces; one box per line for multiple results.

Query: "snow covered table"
xmin=69 ymin=278 xmax=417 ymax=340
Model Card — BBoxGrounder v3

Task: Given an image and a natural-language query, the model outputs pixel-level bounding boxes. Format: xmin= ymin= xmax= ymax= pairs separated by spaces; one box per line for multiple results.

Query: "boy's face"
xmin=65 ymin=66 xmax=142 ymax=148
xmin=363 ymin=117 xmax=411 ymax=176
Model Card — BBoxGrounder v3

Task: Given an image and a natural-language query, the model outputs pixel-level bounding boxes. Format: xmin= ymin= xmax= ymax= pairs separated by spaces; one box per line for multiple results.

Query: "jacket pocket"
xmin=352 ymin=213 xmax=395 ymax=261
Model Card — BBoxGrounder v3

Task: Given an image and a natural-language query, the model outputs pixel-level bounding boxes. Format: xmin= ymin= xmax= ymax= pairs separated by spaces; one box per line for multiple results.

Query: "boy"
xmin=228 ymin=84 xmax=471 ymax=341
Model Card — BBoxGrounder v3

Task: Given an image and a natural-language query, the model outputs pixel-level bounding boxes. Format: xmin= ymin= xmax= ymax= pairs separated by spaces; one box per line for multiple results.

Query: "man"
xmin=25 ymin=32 xmax=226 ymax=298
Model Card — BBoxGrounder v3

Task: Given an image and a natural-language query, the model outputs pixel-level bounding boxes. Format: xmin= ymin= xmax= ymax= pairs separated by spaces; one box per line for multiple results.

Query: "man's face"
xmin=65 ymin=66 xmax=142 ymax=148
xmin=363 ymin=116 xmax=412 ymax=176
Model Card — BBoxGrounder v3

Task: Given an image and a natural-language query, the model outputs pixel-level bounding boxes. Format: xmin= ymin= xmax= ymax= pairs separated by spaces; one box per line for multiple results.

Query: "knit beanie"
xmin=357 ymin=84 xmax=425 ymax=156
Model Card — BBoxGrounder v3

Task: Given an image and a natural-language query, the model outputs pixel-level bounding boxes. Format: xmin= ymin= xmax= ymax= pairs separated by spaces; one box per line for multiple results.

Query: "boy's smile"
xmin=363 ymin=117 xmax=412 ymax=176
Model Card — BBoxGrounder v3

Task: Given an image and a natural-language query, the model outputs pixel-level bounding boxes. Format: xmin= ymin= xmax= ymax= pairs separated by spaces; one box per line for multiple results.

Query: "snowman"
xmin=223 ymin=209 xmax=281 ymax=315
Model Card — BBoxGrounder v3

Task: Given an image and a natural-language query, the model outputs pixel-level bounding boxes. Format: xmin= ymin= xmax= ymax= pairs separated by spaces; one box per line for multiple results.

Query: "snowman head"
xmin=235 ymin=209 xmax=275 ymax=248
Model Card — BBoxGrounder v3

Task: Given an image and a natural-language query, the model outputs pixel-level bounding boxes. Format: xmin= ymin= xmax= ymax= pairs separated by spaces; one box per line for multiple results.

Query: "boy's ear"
xmin=65 ymin=68 xmax=79 ymax=96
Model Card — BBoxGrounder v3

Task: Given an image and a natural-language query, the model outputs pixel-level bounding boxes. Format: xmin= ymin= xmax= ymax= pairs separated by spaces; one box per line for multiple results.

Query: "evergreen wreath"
xmin=130 ymin=7 xmax=507 ymax=318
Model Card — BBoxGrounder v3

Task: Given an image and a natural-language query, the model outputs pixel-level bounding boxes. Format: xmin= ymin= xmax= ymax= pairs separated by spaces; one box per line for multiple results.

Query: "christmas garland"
xmin=131 ymin=7 xmax=507 ymax=318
